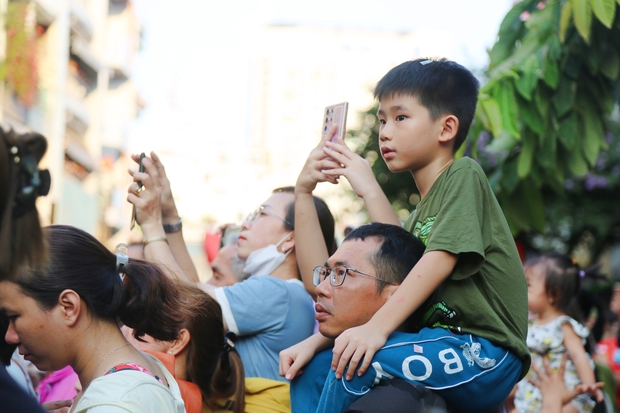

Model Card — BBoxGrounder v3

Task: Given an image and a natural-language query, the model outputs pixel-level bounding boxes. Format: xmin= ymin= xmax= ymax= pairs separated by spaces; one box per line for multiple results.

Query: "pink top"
xmin=36 ymin=365 xmax=79 ymax=403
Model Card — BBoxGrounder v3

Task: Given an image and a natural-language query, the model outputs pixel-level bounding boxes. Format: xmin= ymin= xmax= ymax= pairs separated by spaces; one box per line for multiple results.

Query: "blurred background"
xmin=1 ymin=0 xmax=619 ymax=286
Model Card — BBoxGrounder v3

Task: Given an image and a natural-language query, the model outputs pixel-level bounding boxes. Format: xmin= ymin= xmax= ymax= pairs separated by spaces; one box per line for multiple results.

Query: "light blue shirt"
xmin=215 ymin=275 xmax=315 ymax=381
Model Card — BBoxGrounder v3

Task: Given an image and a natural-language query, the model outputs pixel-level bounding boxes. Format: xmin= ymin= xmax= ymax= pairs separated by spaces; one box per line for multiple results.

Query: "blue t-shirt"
xmin=215 ymin=275 xmax=315 ymax=381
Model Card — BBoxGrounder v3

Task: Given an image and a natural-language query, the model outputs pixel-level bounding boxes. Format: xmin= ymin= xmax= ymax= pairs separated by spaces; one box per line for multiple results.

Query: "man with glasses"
xmin=283 ymin=222 xmax=428 ymax=411
xmin=282 ymin=222 xmax=516 ymax=413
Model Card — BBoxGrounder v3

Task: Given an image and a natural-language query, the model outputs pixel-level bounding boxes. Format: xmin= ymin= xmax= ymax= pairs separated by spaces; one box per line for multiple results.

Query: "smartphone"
xmin=130 ymin=153 xmax=146 ymax=230
xmin=322 ymin=102 xmax=349 ymax=142
xmin=136 ymin=153 xmax=146 ymax=188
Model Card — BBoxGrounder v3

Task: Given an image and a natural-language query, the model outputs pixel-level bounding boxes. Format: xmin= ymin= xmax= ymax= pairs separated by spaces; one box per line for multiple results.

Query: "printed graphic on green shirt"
xmin=411 ymin=215 xmax=435 ymax=246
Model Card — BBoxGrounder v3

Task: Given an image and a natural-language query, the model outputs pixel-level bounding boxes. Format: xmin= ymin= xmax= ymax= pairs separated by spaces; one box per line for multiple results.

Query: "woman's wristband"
xmin=163 ymin=218 xmax=182 ymax=233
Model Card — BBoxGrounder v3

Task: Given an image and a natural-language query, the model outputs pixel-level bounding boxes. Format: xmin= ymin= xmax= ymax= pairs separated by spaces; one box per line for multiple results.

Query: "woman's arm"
xmin=128 ymin=156 xmax=193 ymax=283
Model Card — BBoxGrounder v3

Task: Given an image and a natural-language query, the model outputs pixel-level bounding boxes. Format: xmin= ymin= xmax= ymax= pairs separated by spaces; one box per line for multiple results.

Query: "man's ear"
xmin=168 ymin=328 xmax=191 ymax=356
xmin=57 ymin=289 xmax=82 ymax=327
xmin=281 ymin=232 xmax=295 ymax=254
xmin=438 ymin=115 xmax=459 ymax=143
xmin=381 ymin=283 xmax=400 ymax=300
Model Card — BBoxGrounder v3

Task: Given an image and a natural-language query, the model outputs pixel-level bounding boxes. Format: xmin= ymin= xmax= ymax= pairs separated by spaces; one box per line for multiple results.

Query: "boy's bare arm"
xmin=295 ymin=192 xmax=328 ymax=300
xmin=322 ymin=139 xmax=400 ymax=226
xmin=332 ymin=249 xmax=457 ymax=379
xmin=295 ymin=127 xmax=342 ymax=298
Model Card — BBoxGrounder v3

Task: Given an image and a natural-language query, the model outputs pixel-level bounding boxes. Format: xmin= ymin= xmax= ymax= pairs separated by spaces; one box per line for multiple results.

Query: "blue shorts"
xmin=311 ymin=328 xmax=522 ymax=413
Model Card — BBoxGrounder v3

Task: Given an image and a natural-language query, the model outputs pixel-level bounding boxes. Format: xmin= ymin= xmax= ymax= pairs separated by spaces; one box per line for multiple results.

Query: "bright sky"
xmin=128 ymin=0 xmax=514 ymax=223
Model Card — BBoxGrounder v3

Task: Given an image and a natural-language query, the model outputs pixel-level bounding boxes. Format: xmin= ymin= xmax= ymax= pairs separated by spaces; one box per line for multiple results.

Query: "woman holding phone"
xmin=127 ymin=152 xmax=335 ymax=382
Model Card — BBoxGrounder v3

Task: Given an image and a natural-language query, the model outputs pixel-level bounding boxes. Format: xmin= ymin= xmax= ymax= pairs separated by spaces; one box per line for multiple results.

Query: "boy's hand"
xmin=321 ymin=138 xmax=382 ymax=201
xmin=296 ymin=126 xmax=343 ymax=194
xmin=332 ymin=321 xmax=388 ymax=380
xmin=279 ymin=342 xmax=310 ymax=380
xmin=279 ymin=334 xmax=330 ymax=380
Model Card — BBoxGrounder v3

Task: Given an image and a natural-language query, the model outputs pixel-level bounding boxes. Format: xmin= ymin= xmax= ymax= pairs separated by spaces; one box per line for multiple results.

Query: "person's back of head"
xmin=0 ymin=128 xmax=50 ymax=281
xmin=274 ymin=186 xmax=337 ymax=255
xmin=176 ymin=283 xmax=245 ymax=413
xmin=374 ymin=58 xmax=480 ymax=152
xmin=344 ymin=222 xmax=425 ymax=293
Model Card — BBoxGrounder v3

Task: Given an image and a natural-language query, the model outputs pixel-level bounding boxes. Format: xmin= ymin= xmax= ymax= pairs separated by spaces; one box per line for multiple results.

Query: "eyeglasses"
xmin=312 ymin=265 xmax=395 ymax=287
xmin=245 ymin=205 xmax=293 ymax=227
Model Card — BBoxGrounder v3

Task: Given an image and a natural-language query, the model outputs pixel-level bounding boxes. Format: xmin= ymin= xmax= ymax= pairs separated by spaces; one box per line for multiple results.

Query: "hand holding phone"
xmin=130 ymin=153 xmax=146 ymax=229
xmin=322 ymin=102 xmax=349 ymax=142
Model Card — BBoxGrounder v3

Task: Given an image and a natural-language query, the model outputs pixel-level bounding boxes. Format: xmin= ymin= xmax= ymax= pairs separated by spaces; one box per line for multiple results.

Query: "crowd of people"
xmin=0 ymin=57 xmax=615 ymax=413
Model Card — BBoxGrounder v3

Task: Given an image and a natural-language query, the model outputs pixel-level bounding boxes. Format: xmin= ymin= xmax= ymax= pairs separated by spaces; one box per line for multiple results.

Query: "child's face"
xmin=525 ymin=264 xmax=548 ymax=315
xmin=377 ymin=94 xmax=445 ymax=174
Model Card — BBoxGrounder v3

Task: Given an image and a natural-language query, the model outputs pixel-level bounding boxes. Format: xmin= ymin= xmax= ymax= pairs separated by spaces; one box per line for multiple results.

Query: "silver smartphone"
xmin=322 ymin=102 xmax=349 ymax=142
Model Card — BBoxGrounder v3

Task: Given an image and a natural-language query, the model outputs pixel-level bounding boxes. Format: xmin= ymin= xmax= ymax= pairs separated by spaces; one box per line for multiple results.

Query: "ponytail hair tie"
xmin=224 ymin=331 xmax=236 ymax=353
xmin=115 ymin=243 xmax=129 ymax=281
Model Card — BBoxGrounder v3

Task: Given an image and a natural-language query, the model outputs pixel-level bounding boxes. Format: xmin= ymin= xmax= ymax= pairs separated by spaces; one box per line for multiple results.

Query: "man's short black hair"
xmin=374 ymin=58 xmax=480 ymax=152
xmin=344 ymin=222 xmax=425 ymax=293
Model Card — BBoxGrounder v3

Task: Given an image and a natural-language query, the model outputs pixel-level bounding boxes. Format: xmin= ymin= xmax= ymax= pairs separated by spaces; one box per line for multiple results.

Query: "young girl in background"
xmin=514 ymin=253 xmax=604 ymax=413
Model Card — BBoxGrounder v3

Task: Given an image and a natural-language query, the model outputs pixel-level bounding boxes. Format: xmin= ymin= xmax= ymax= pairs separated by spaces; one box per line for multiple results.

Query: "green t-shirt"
xmin=403 ymin=157 xmax=530 ymax=377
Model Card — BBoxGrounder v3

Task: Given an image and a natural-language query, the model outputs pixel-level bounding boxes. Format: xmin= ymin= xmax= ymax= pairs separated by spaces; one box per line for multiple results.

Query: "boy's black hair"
xmin=374 ymin=58 xmax=480 ymax=152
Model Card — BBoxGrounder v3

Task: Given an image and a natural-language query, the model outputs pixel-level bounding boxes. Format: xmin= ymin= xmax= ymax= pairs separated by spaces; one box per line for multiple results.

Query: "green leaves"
xmin=478 ymin=95 xmax=503 ymax=137
xmin=552 ymin=79 xmax=576 ymax=117
xmin=600 ymin=46 xmax=620 ymax=79
xmin=573 ymin=0 xmax=593 ymax=41
xmin=515 ymin=54 xmax=541 ymax=100
xmin=560 ymin=1 xmax=574 ymax=42
xmin=592 ymin=0 xmax=616 ymax=28
xmin=494 ymin=81 xmax=520 ymax=138
xmin=474 ymin=0 xmax=620 ymax=235
xmin=561 ymin=0 xmax=616 ymax=42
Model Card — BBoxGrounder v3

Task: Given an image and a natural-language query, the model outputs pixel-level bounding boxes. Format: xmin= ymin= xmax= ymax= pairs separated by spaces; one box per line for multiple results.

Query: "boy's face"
xmin=377 ymin=94 xmax=445 ymax=174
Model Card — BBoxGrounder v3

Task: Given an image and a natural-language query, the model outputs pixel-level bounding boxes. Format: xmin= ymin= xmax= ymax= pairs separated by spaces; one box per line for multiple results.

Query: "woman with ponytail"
xmin=122 ymin=282 xmax=246 ymax=413
xmin=0 ymin=225 xmax=187 ymax=412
